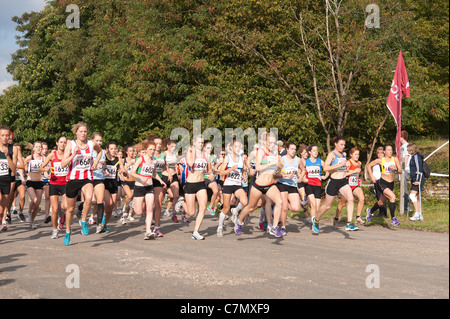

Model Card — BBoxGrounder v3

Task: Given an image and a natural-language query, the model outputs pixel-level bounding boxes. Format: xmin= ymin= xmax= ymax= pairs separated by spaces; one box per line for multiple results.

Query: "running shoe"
xmin=345 ymin=223 xmax=359 ymax=231
xmin=120 ymin=216 xmax=127 ymax=225
xmin=281 ymin=226 xmax=287 ymax=236
xmin=44 ymin=215 xmax=51 ymax=224
xmin=154 ymin=228 xmax=164 ymax=237
xmin=144 ymin=231 xmax=156 ymax=240
xmin=231 ymin=209 xmax=238 ymax=224
xmin=29 ymin=222 xmax=37 ymax=230
xmin=409 ymin=212 xmax=424 ymax=221
xmin=217 ymin=226 xmax=223 ymax=238
xmin=234 ymin=219 xmax=242 ymax=236
xmin=63 ymin=232 xmax=71 ymax=246
xmin=391 ymin=217 xmax=400 ymax=226
xmin=88 ymin=217 xmax=96 ymax=225
xmin=96 ymin=225 xmax=104 ymax=234
xmin=59 ymin=213 xmax=66 ymax=228
xmin=333 ymin=217 xmax=339 ymax=227
xmin=127 ymin=215 xmax=135 ymax=221
xmin=163 ymin=208 xmax=170 ymax=217
xmin=18 ymin=212 xmax=25 ymax=222
xmin=75 ymin=203 xmax=82 ymax=218
xmin=269 ymin=226 xmax=283 ymax=238
xmin=102 ymin=225 xmax=110 ymax=233
xmin=51 ymin=229 xmax=58 ymax=239
xmin=1 ymin=222 xmax=7 ymax=231
xmin=355 ymin=216 xmax=366 ymax=224
xmin=80 ymin=221 xmax=89 ymax=235
xmin=191 ymin=231 xmax=205 ymax=240
xmin=6 ymin=213 xmax=11 ymax=224
xmin=311 ymin=216 xmax=319 ymax=234
xmin=207 ymin=206 xmax=215 ymax=215
xmin=174 ymin=197 xmax=184 ymax=213
xmin=171 ymin=214 xmax=179 ymax=223
xmin=366 ymin=208 xmax=372 ymax=222
xmin=181 ymin=215 xmax=189 ymax=223
xmin=243 ymin=215 xmax=249 ymax=226
xmin=259 ymin=222 xmax=266 ymax=231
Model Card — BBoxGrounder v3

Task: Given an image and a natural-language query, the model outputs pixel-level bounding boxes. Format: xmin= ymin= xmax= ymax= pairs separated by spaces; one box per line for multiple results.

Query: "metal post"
xmin=418 ymin=172 xmax=422 ymax=217
xmin=400 ymin=172 xmax=405 ymax=215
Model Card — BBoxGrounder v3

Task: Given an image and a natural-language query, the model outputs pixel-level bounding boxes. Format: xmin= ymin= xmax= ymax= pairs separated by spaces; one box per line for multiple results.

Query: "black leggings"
xmin=371 ymin=201 xmax=395 ymax=218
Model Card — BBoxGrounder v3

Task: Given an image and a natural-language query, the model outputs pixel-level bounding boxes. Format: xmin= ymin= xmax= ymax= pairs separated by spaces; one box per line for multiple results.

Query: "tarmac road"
xmin=0 ymin=206 xmax=448 ymax=301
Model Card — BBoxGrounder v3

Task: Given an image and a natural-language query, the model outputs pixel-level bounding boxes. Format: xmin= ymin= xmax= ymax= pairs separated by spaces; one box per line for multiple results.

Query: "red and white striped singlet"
xmin=66 ymin=140 xmax=95 ymax=181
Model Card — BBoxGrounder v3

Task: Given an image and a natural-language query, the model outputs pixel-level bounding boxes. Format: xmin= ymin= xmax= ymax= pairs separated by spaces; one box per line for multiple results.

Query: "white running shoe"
xmin=217 ymin=226 xmax=223 ymax=238
xmin=51 ymin=229 xmax=58 ymax=239
xmin=410 ymin=212 xmax=424 ymax=221
xmin=231 ymin=208 xmax=238 ymax=224
xmin=144 ymin=231 xmax=156 ymax=240
xmin=191 ymin=231 xmax=204 ymax=240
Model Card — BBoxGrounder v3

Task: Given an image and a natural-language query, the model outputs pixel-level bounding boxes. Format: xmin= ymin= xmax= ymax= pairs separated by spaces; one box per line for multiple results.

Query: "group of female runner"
xmin=0 ymin=122 xmax=408 ymax=245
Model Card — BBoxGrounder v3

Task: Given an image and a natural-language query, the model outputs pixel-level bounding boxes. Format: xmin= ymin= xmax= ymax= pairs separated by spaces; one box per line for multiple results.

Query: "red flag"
xmin=386 ymin=50 xmax=410 ymax=160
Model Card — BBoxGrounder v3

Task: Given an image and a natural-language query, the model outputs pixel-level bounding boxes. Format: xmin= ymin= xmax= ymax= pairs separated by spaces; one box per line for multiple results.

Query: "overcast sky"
xmin=0 ymin=0 xmax=47 ymax=94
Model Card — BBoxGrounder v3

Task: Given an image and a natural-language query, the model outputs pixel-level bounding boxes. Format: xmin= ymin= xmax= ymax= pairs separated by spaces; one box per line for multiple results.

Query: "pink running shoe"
xmin=182 ymin=215 xmax=190 ymax=223
xmin=171 ymin=215 xmax=179 ymax=223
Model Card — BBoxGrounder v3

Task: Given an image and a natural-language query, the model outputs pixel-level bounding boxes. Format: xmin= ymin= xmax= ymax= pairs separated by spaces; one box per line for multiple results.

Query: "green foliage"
xmin=0 ymin=0 xmax=448 ymax=156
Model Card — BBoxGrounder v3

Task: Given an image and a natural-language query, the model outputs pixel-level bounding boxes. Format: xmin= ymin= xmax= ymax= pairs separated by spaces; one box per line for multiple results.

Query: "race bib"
xmin=307 ymin=165 xmax=321 ymax=178
xmin=53 ymin=162 xmax=69 ymax=177
xmin=0 ymin=159 xmax=9 ymax=176
xmin=105 ymin=165 xmax=117 ymax=179
xmin=384 ymin=162 xmax=397 ymax=175
xmin=140 ymin=162 xmax=154 ymax=177
xmin=154 ymin=159 xmax=165 ymax=172
xmin=29 ymin=160 xmax=41 ymax=173
xmin=73 ymin=154 xmax=91 ymax=170
xmin=337 ymin=157 xmax=347 ymax=172
xmin=226 ymin=169 xmax=242 ymax=185
xmin=193 ymin=159 xmax=207 ymax=172
xmin=281 ymin=167 xmax=298 ymax=175
xmin=348 ymin=174 xmax=359 ymax=186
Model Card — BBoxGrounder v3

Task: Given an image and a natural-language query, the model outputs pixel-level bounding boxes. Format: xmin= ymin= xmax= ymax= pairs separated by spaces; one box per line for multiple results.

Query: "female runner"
xmin=24 ymin=141 xmax=44 ymax=229
xmin=184 ymin=135 xmax=214 ymax=240
xmin=39 ymin=136 xmax=69 ymax=238
xmin=151 ymin=136 xmax=166 ymax=237
xmin=217 ymin=140 xmax=248 ymax=238
xmin=302 ymin=144 xmax=329 ymax=228
xmin=90 ymin=132 xmax=106 ymax=231
xmin=366 ymin=145 xmax=402 ymax=226
xmin=102 ymin=141 xmax=126 ymax=232
xmin=233 ymin=132 xmax=283 ymax=237
xmin=120 ymin=145 xmax=137 ymax=222
xmin=0 ymin=126 xmax=18 ymax=231
xmin=162 ymin=139 xmax=180 ymax=223
xmin=334 ymin=148 xmax=365 ymax=225
xmin=10 ymin=143 xmax=26 ymax=223
xmin=129 ymin=140 xmax=167 ymax=239
xmin=276 ymin=142 xmax=301 ymax=236
xmin=315 ymin=136 xmax=358 ymax=233
xmin=60 ymin=122 xmax=102 ymax=246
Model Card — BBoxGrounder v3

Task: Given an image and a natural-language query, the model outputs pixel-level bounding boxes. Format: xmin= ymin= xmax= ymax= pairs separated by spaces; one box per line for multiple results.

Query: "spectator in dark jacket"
xmin=407 ymin=143 xmax=425 ymax=221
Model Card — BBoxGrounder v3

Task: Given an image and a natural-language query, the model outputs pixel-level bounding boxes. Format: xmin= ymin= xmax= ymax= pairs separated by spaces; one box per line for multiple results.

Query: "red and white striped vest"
xmin=66 ymin=140 xmax=95 ymax=181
